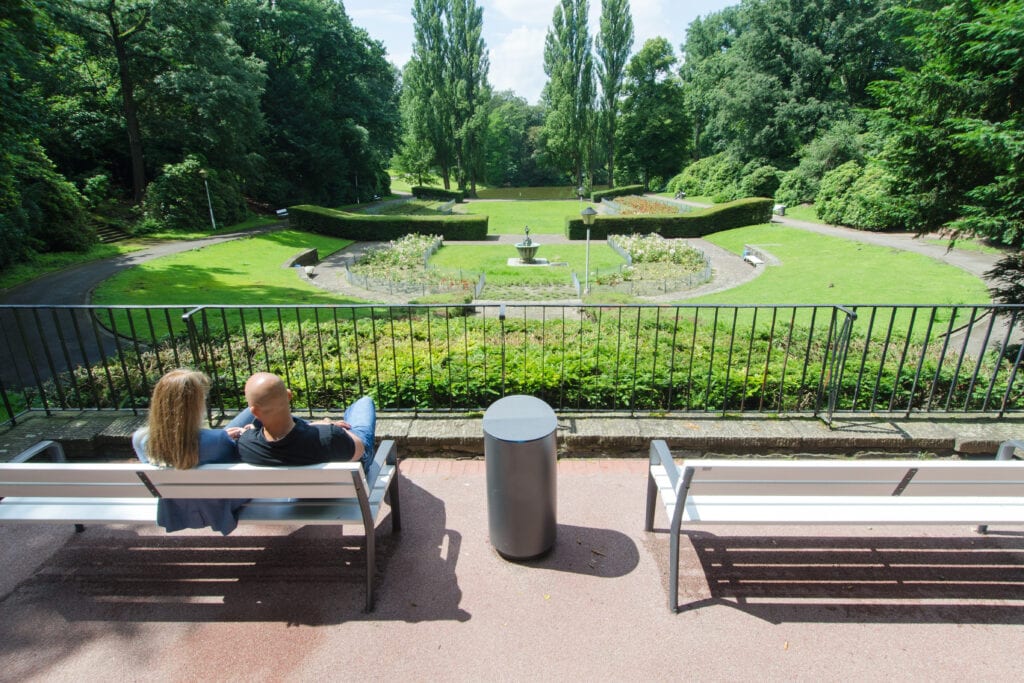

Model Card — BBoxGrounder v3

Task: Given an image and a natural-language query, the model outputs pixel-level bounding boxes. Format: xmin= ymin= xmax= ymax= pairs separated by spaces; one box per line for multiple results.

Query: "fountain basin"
xmin=515 ymin=242 xmax=540 ymax=263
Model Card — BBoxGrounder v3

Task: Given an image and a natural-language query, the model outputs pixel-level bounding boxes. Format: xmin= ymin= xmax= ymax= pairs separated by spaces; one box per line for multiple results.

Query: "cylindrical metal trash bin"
xmin=483 ymin=395 xmax=558 ymax=559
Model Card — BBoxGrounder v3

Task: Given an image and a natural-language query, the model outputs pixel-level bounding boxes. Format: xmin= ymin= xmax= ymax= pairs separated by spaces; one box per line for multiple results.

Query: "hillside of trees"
xmin=2 ymin=0 xmax=1021 ymax=274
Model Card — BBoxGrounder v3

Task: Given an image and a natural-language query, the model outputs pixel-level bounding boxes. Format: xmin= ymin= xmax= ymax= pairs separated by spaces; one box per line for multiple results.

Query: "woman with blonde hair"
xmin=132 ymin=368 xmax=255 ymax=533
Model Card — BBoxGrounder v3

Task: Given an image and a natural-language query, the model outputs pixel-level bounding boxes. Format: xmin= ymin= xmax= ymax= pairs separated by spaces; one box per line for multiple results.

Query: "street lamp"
xmin=199 ymin=169 xmax=217 ymax=231
xmin=581 ymin=206 xmax=597 ymax=295
xmin=577 ymin=185 xmax=585 ymax=205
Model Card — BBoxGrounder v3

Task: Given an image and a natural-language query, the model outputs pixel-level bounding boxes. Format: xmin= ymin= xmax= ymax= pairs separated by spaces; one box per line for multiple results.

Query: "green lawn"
xmin=456 ymin=200 xmax=594 ymax=234
xmin=94 ymin=231 xmax=362 ymax=307
xmin=0 ymin=242 xmax=143 ymax=292
xmin=430 ymin=243 xmax=624 ymax=285
xmin=694 ymin=223 xmax=990 ymax=305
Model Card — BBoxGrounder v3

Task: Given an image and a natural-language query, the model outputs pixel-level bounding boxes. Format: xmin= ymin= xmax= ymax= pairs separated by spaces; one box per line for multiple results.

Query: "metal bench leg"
xmin=669 ymin=528 xmax=680 ymax=613
xmin=645 ymin=472 xmax=657 ymax=532
xmin=388 ymin=476 xmax=402 ymax=533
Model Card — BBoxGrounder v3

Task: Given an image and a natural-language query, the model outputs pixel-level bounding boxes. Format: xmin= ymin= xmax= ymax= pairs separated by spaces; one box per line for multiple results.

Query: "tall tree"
xmin=617 ymin=38 xmax=689 ymax=189
xmin=595 ymin=0 xmax=633 ymax=187
xmin=870 ymin=0 xmax=1024 ymax=241
xmin=447 ymin=0 xmax=490 ymax=195
xmin=542 ymin=0 xmax=595 ymax=188
xmin=228 ymin=0 xmax=398 ymax=205
xmin=409 ymin=0 xmax=456 ymax=189
xmin=62 ymin=0 xmax=152 ymax=202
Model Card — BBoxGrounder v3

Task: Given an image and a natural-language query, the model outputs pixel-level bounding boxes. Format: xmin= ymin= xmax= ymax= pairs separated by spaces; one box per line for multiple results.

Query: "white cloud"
xmin=488 ymin=26 xmax=549 ymax=104
xmin=487 ymin=0 xmax=559 ymax=25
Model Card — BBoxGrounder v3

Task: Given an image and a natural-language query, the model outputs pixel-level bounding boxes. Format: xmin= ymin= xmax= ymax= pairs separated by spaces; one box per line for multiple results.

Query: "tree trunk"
xmin=107 ymin=8 xmax=146 ymax=204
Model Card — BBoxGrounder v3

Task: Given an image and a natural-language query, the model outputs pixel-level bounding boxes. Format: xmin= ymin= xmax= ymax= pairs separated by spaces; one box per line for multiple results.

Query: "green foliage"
xmin=412 ymin=186 xmax=465 ymax=203
xmin=739 ymin=165 xmax=781 ymax=199
xmin=290 ymin=205 xmax=488 ymax=241
xmin=141 ymin=156 xmax=246 ymax=232
xmin=592 ymin=185 xmax=645 ymax=203
xmin=815 ymin=160 xmax=913 ymax=231
xmin=616 ymin=38 xmax=689 ymax=189
xmin=566 ymin=198 xmax=772 ymax=239
xmin=595 ymin=0 xmax=633 ymax=187
xmin=542 ymin=0 xmax=595 ymax=187
xmin=869 ymin=0 xmax=1024 ymax=241
xmin=814 ymin=161 xmax=862 ymax=226
xmin=676 ymin=152 xmax=744 ymax=199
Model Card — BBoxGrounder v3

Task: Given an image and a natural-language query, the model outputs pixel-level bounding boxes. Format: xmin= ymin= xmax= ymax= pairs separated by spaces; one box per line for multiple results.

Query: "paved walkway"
xmin=0 ymin=456 xmax=1021 ymax=680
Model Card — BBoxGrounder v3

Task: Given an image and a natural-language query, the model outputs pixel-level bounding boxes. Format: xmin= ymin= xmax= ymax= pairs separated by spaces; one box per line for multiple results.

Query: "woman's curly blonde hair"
xmin=145 ymin=369 xmax=209 ymax=469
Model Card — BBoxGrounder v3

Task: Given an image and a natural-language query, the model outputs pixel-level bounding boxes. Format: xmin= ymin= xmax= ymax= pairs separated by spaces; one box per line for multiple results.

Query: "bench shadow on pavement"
xmin=668 ymin=530 xmax=1024 ymax=624
xmin=0 ymin=478 xmax=470 ymax=629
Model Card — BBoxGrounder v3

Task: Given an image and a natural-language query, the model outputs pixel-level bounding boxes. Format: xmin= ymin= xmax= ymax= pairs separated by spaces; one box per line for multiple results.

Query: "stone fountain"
xmin=515 ymin=226 xmax=540 ymax=264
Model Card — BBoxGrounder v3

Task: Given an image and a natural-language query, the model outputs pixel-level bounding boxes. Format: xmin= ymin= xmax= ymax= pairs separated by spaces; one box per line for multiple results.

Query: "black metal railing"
xmin=2 ymin=303 xmax=1021 ymax=426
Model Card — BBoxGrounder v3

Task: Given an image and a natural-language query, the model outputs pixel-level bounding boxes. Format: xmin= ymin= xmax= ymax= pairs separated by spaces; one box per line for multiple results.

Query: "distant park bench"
xmin=0 ymin=439 xmax=402 ymax=611
xmin=644 ymin=439 xmax=1024 ymax=612
xmin=741 ymin=246 xmax=764 ymax=266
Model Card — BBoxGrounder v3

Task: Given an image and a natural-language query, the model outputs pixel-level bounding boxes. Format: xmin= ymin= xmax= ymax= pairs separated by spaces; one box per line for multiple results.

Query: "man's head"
xmin=244 ymin=372 xmax=292 ymax=423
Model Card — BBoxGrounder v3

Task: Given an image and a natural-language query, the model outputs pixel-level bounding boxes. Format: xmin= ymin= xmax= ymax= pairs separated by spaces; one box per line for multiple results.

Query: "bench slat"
xmin=0 ymin=497 xmax=157 ymax=523
xmin=679 ymin=495 xmax=1024 ymax=524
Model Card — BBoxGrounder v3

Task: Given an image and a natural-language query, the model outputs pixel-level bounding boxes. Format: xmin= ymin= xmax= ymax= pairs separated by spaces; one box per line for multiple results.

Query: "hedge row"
xmin=564 ymin=197 xmax=773 ymax=240
xmin=411 ymin=186 xmax=465 ymax=202
xmin=289 ymin=205 xmax=488 ymax=241
xmin=591 ymin=184 xmax=645 ymax=203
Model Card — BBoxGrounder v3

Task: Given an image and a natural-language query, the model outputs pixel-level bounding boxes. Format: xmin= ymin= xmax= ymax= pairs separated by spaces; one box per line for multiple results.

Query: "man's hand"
xmin=311 ymin=418 xmax=352 ymax=429
xmin=225 ymin=424 xmax=255 ymax=440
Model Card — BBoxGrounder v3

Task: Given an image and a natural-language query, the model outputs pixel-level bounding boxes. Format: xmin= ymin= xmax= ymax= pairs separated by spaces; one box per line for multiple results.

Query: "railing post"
xmin=821 ymin=305 xmax=857 ymax=425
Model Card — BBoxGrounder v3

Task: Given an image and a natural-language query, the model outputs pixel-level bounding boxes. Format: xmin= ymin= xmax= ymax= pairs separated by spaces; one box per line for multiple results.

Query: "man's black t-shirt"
xmin=237 ymin=418 xmax=356 ymax=466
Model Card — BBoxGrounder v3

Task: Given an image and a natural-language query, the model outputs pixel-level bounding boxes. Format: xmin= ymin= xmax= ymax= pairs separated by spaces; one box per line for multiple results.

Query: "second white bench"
xmin=644 ymin=440 xmax=1024 ymax=611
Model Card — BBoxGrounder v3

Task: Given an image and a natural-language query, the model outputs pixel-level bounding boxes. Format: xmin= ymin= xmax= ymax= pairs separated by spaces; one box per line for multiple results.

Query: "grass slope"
xmin=93 ymin=231 xmax=362 ymax=306
xmin=695 ymin=224 xmax=990 ymax=305
xmin=457 ymin=200 xmax=593 ymax=234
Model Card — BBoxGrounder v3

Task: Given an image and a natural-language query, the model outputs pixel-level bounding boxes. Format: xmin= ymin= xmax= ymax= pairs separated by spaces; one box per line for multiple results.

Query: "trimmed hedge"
xmin=412 ymin=186 xmax=465 ymax=203
xmin=289 ymin=205 xmax=488 ymax=241
xmin=565 ymin=197 xmax=773 ymax=240
xmin=591 ymin=184 xmax=645 ymax=203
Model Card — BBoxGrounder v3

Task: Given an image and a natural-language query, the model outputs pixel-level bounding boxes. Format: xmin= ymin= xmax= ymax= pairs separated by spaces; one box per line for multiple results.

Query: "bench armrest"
xmin=12 ymin=440 xmax=67 ymax=463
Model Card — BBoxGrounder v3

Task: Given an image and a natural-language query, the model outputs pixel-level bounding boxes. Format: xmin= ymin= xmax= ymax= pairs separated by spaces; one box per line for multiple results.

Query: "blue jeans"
xmin=226 ymin=407 xmax=256 ymax=429
xmin=343 ymin=396 xmax=377 ymax=476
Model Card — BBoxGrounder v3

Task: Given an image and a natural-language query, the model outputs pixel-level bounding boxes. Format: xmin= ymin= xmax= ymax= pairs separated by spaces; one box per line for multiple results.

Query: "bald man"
xmin=236 ymin=372 xmax=376 ymax=472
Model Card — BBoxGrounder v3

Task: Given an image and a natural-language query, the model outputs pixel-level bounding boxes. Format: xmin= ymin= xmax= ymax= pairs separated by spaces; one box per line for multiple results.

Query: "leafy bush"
xmin=775 ymin=169 xmax=818 ymax=205
xmin=565 ymin=198 xmax=772 ymax=239
xmin=740 ymin=165 xmax=782 ymax=199
xmin=592 ymin=184 xmax=646 ymax=203
xmin=815 ymin=161 xmax=913 ymax=231
xmin=676 ymin=152 xmax=745 ymax=198
xmin=141 ymin=155 xmax=247 ymax=231
xmin=412 ymin=186 xmax=465 ymax=202
xmin=815 ymin=160 xmax=862 ymax=225
xmin=290 ymin=204 xmax=488 ymax=240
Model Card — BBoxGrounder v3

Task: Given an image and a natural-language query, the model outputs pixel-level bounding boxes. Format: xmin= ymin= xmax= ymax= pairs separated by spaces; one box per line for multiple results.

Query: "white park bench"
xmin=0 ymin=439 xmax=402 ymax=611
xmin=644 ymin=439 xmax=1024 ymax=612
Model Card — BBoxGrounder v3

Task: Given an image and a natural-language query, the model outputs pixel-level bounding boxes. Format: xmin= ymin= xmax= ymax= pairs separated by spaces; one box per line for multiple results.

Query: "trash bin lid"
xmin=482 ymin=395 xmax=557 ymax=443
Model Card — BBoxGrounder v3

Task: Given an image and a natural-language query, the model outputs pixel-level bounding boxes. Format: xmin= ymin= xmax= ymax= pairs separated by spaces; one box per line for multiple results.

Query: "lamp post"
xmin=200 ymin=169 xmax=217 ymax=231
xmin=581 ymin=206 xmax=597 ymax=295
xmin=577 ymin=185 xmax=585 ymax=205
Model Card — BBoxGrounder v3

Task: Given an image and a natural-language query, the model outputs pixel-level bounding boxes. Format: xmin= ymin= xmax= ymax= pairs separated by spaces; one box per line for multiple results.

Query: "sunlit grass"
xmin=430 ymin=243 xmax=624 ymax=285
xmin=94 ymin=230 xmax=361 ymax=306
xmin=456 ymin=200 xmax=594 ymax=234
xmin=695 ymin=223 xmax=990 ymax=305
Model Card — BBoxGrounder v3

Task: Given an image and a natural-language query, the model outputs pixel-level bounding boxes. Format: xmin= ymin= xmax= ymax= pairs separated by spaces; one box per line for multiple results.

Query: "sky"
xmin=344 ymin=0 xmax=736 ymax=105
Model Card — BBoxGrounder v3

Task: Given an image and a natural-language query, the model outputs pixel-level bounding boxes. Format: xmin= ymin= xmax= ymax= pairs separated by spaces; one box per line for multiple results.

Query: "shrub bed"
xmin=412 ymin=186 xmax=465 ymax=203
xmin=565 ymin=198 xmax=772 ymax=240
xmin=290 ymin=204 xmax=487 ymax=241
xmin=592 ymin=184 xmax=645 ymax=203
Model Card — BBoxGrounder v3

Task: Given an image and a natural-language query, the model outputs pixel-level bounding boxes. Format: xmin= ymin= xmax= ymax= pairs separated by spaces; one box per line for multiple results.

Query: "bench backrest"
xmin=0 ymin=462 xmax=366 ymax=500
xmin=683 ymin=459 xmax=1024 ymax=498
